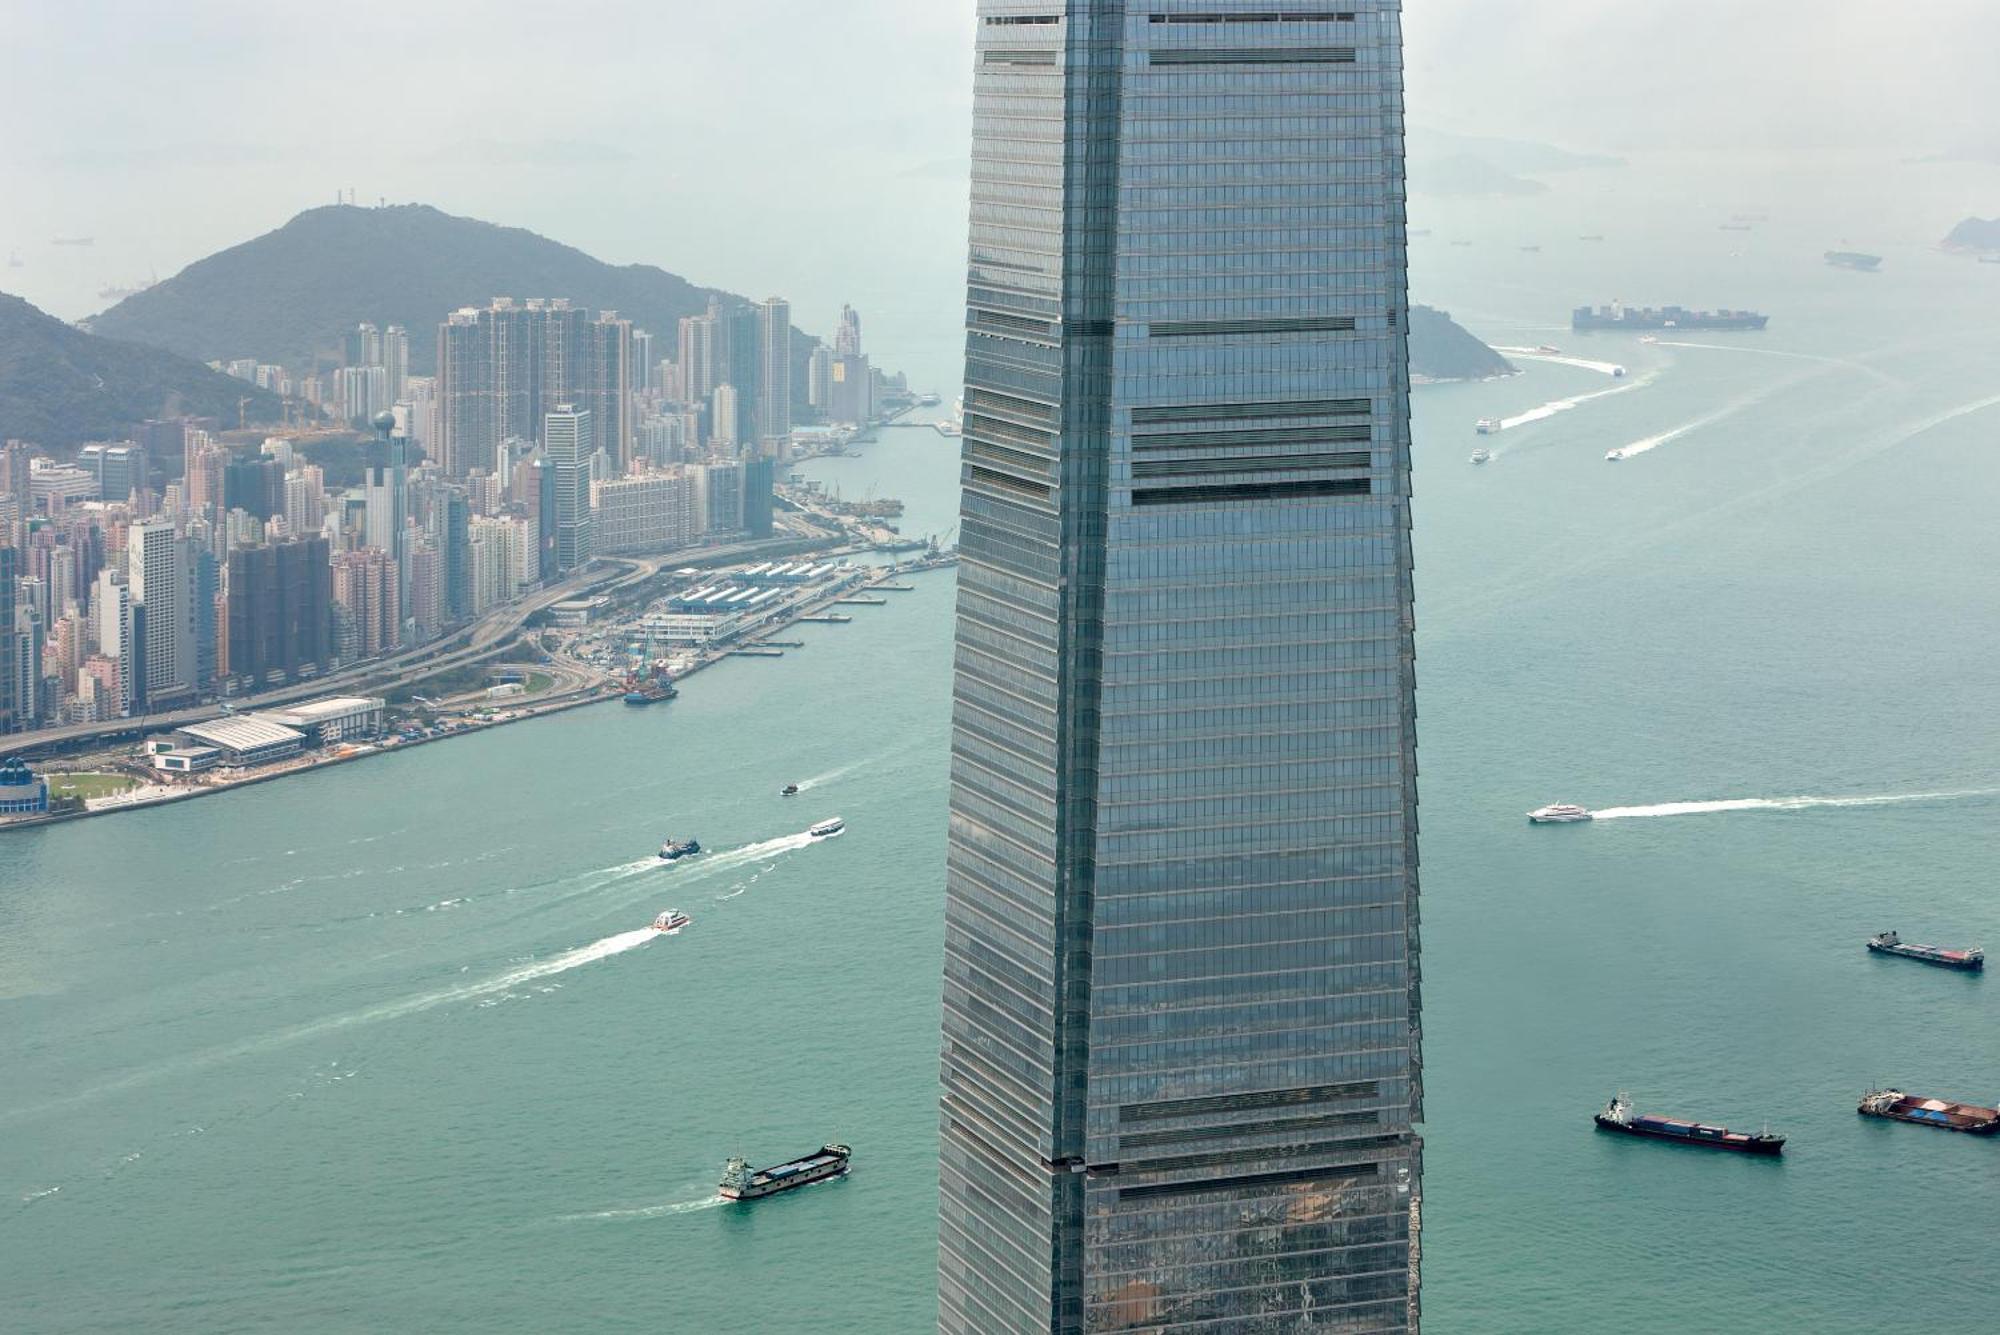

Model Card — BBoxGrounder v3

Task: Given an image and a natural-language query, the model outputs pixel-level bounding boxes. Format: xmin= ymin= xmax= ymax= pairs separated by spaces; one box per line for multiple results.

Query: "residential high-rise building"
xmin=224 ymin=537 xmax=332 ymax=688
xmin=591 ymin=470 xmax=699 ymax=555
xmin=938 ymin=8 xmax=1421 ymax=1333
xmin=758 ymin=297 xmax=793 ymax=448
xmin=128 ymin=521 xmax=195 ymax=709
xmin=834 ymin=303 xmax=863 ymax=357
xmin=331 ymin=547 xmax=399 ymax=661
xmin=677 ymin=300 xmax=721 ymax=404
xmin=543 ymin=405 xmax=594 ymax=573
xmin=78 ymin=443 xmax=147 ymax=503
xmin=710 ymin=385 xmax=739 ymax=450
xmin=223 ymin=456 xmax=285 ymax=522
xmin=0 ymin=545 xmax=16 ymax=732
xmin=92 ymin=571 xmax=134 ymax=716
xmin=741 ymin=455 xmax=774 ymax=538
xmin=433 ymin=298 xmax=640 ymax=479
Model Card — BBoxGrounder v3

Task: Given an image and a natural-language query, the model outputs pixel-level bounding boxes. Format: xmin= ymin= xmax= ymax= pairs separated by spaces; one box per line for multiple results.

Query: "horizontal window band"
xmin=971 ymin=309 xmax=1060 ymax=339
xmin=965 ymin=388 xmax=1060 ymax=426
xmin=964 ymin=413 xmax=1057 ymax=451
xmin=1148 ymin=11 xmax=1355 ymax=21
xmin=1132 ymin=398 xmax=1371 ymax=424
xmin=965 ymin=439 xmax=1054 ymax=475
xmin=1116 ymin=1134 xmax=1408 ymax=1177
xmin=1131 ymin=452 xmax=1370 ymax=479
xmin=968 ymin=465 xmax=1053 ymax=504
xmin=1122 ymin=1080 xmax=1380 ymax=1122
xmin=1113 ymin=1164 xmax=1372 ymax=1203
xmin=1131 ymin=477 xmax=1372 ymax=506
xmin=1149 ymin=316 xmax=1357 ymax=338
xmin=981 ymin=49 xmax=1058 ymax=66
xmin=1133 ymin=424 xmax=1371 ymax=450
xmin=1148 ymin=46 xmax=1356 ymax=65
xmin=1120 ymin=1109 xmax=1381 ymax=1151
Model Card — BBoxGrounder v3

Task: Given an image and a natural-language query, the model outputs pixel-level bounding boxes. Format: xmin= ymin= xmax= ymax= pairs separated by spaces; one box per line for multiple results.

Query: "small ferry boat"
xmin=1470 ymin=448 xmax=1493 ymax=466
xmin=720 ymin=1144 xmax=852 ymax=1200
xmin=652 ymin=910 xmax=690 ymax=933
xmin=1866 ymin=931 xmax=1983 ymax=971
xmin=1858 ymin=1089 xmax=2000 ymax=1134
xmin=1474 ymin=418 xmax=1502 ymax=435
xmin=1605 ymin=449 xmax=1627 ymax=462
xmin=1594 ymin=1093 xmax=1784 ymax=1155
xmin=809 ymin=817 xmax=846 ymax=839
xmin=658 ymin=838 xmax=701 ymax=861
xmin=780 ymin=783 xmax=800 ymax=797
xmin=1528 ymin=804 xmax=1593 ymax=824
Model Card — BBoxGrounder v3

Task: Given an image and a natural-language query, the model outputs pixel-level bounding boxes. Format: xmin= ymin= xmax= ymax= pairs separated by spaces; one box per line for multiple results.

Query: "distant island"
xmin=1941 ymin=217 xmax=2000 ymax=252
xmin=1406 ymin=129 xmax=1622 ymax=199
xmin=1410 ymin=307 xmax=1516 ymax=382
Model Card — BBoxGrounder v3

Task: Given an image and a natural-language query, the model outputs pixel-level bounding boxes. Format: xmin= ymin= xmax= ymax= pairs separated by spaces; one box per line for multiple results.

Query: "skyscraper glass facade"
xmin=940 ymin=5 xmax=1420 ymax=1332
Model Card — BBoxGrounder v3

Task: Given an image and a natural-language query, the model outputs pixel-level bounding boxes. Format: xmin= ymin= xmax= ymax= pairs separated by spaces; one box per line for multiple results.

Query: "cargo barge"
xmin=1594 ymin=1092 xmax=1784 ymax=1155
xmin=1573 ymin=303 xmax=1769 ymax=332
xmin=1866 ymin=931 xmax=1983 ymax=971
xmin=1857 ymin=1089 xmax=2000 ymax=1134
xmin=720 ymin=1144 xmax=852 ymax=1200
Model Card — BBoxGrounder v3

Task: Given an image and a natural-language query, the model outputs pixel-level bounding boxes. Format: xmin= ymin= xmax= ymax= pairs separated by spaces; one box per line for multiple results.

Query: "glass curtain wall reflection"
xmin=940 ymin=2 xmax=1421 ymax=1331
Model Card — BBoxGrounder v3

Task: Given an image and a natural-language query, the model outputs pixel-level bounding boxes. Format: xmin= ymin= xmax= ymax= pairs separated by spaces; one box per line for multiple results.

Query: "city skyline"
xmin=941 ymin=5 xmax=1421 ymax=1330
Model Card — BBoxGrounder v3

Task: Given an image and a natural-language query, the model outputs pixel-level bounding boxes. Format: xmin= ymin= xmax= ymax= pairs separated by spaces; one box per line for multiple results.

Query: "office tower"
xmin=723 ymin=302 xmax=763 ymax=442
xmin=758 ymin=297 xmax=793 ymax=448
xmin=829 ymin=352 xmax=873 ymax=425
xmin=128 ymin=521 xmax=195 ymax=709
xmin=331 ymin=547 xmax=399 ymax=661
xmin=224 ymin=456 xmax=285 ymax=522
xmin=529 ymin=457 xmax=559 ymax=583
xmin=444 ymin=490 xmax=471 ymax=620
xmin=224 ymin=537 xmax=331 ymax=688
xmin=741 ymin=455 xmax=774 ymax=538
xmin=835 ymin=303 xmax=863 ymax=357
xmin=543 ymin=405 xmax=594 ymax=573
xmin=809 ymin=346 xmax=833 ymax=415
xmin=710 ymin=385 xmax=740 ymax=449
xmin=587 ymin=312 xmax=634 ymax=471
xmin=938 ymin=7 xmax=1421 ymax=1333
xmin=78 ymin=443 xmax=147 ymax=503
xmin=0 ymin=545 xmax=15 ymax=732
xmin=190 ymin=545 xmax=220 ymax=691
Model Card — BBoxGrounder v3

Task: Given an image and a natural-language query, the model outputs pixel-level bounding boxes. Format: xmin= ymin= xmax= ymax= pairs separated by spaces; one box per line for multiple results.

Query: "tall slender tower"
xmin=939 ymin=5 xmax=1421 ymax=1332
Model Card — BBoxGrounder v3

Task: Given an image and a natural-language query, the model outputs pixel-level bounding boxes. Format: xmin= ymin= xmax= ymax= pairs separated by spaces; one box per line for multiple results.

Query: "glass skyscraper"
xmin=940 ymin=5 xmax=1421 ymax=1331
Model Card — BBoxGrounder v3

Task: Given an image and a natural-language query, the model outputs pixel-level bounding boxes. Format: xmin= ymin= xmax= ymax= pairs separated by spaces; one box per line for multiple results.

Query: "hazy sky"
xmin=2 ymin=0 xmax=1994 ymax=357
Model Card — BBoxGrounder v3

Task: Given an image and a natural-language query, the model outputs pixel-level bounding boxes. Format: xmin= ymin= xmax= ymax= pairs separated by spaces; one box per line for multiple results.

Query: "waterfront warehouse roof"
xmin=270 ymin=696 xmax=385 ymax=723
xmin=179 ymin=716 xmax=307 ymax=754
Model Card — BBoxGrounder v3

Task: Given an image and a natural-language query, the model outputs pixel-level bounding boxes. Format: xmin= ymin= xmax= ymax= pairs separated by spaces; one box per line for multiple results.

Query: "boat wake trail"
xmin=1496 ymin=371 xmax=1659 ymax=434
xmin=1494 ymin=348 xmax=1629 ymax=377
xmin=555 ymin=1194 xmax=725 ymax=1223
xmin=1594 ymin=789 xmax=2000 ymax=821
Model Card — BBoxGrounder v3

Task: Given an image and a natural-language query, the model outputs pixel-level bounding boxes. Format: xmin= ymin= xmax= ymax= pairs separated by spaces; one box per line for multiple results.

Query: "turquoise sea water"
xmin=6 ymin=155 xmax=2000 ymax=1330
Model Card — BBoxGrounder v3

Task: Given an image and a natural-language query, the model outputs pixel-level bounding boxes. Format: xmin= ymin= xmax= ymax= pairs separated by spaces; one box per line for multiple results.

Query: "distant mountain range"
xmin=1411 ymin=307 xmax=1515 ymax=382
xmin=85 ymin=204 xmax=754 ymax=376
xmin=0 ymin=291 xmax=281 ymax=448
xmin=1407 ymin=129 xmax=1622 ymax=199
xmin=1942 ymin=217 xmax=2000 ymax=252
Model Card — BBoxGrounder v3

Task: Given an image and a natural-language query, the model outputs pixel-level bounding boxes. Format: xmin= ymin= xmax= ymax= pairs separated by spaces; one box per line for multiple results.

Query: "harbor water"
xmin=6 ymin=152 xmax=2000 ymax=1330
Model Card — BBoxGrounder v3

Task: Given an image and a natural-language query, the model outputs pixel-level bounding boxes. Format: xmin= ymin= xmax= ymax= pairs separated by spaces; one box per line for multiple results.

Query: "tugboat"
xmin=719 ymin=1144 xmax=852 ymax=1200
xmin=652 ymin=910 xmax=690 ymax=933
xmin=657 ymin=838 xmax=701 ymax=862
xmin=1594 ymin=1092 xmax=1784 ymax=1155
xmin=809 ymin=817 xmax=845 ymax=839
xmin=780 ymin=783 xmax=800 ymax=797
xmin=1528 ymin=804 xmax=1594 ymax=824
xmin=1866 ymin=931 xmax=1984 ymax=971
xmin=1858 ymin=1088 xmax=2000 ymax=1134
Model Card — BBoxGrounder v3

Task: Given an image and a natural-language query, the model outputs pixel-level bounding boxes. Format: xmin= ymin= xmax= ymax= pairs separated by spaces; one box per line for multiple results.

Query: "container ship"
xmin=1858 ymin=1089 xmax=2000 ymax=1134
xmin=720 ymin=1144 xmax=852 ymax=1200
xmin=1825 ymin=251 xmax=1882 ymax=272
xmin=1594 ymin=1092 xmax=1784 ymax=1155
xmin=1866 ymin=931 xmax=1983 ymax=971
xmin=1573 ymin=304 xmax=1769 ymax=332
